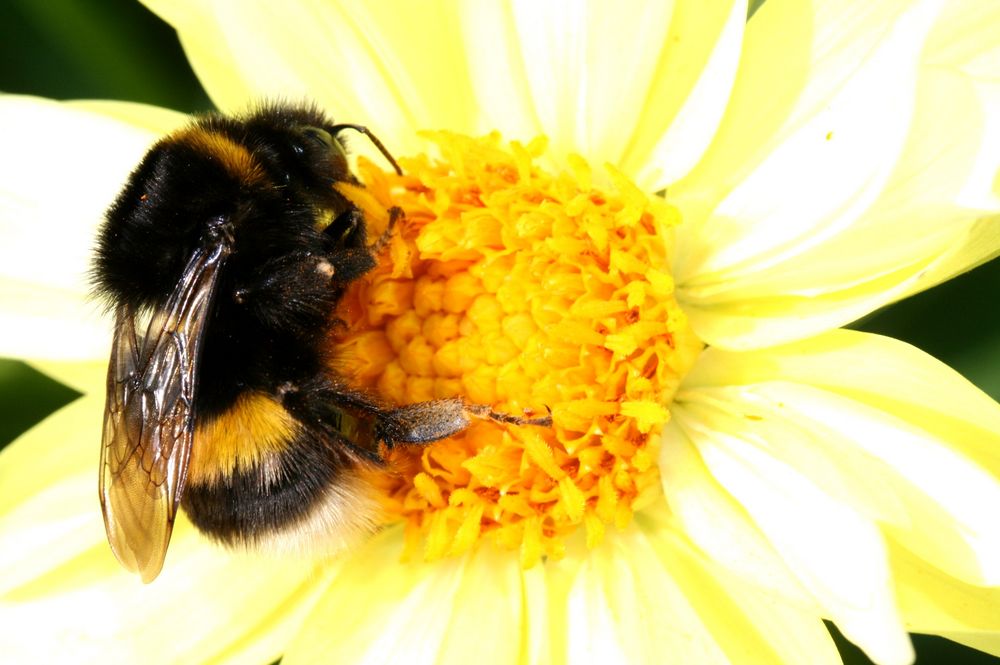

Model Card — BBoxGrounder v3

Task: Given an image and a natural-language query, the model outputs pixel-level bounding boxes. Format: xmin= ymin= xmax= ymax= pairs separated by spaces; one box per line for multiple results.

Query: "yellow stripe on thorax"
xmin=176 ymin=127 xmax=268 ymax=187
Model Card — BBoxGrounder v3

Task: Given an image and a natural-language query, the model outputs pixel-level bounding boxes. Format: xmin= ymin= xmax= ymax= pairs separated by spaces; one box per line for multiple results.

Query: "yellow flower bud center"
xmin=333 ymin=132 xmax=701 ymax=566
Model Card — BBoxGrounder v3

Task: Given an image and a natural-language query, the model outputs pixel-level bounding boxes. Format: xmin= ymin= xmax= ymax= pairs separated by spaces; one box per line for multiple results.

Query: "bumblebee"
xmin=94 ymin=103 xmax=547 ymax=583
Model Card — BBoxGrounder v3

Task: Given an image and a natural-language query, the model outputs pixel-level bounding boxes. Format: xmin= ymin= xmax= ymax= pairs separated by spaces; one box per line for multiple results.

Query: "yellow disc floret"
xmin=333 ymin=132 xmax=701 ymax=566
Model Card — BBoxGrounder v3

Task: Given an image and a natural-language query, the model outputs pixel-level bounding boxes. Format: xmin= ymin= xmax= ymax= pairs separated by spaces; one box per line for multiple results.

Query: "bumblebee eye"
xmin=297 ymin=127 xmax=348 ymax=162
xmin=303 ymin=127 xmax=334 ymax=148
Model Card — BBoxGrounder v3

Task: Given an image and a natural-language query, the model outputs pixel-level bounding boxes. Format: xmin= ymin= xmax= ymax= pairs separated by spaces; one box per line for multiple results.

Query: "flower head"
xmin=335 ymin=132 xmax=700 ymax=565
xmin=3 ymin=1 xmax=1000 ymax=664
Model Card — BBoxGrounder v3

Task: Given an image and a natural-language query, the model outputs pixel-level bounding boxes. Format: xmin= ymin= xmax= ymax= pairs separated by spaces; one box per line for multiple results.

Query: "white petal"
xmin=0 ymin=96 xmax=184 ymax=361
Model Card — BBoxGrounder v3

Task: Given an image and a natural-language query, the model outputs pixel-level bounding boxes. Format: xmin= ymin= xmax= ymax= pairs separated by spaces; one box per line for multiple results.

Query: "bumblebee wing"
xmin=100 ymin=238 xmax=228 ymax=583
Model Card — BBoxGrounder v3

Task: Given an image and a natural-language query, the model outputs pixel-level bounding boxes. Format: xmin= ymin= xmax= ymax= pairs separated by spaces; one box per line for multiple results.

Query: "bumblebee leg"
xmin=374 ymin=398 xmax=472 ymax=446
xmin=375 ymin=399 xmax=552 ymax=447
xmin=281 ymin=379 xmax=552 ymax=459
xmin=322 ymin=207 xmax=367 ymax=244
xmin=228 ymin=252 xmax=342 ymax=337
xmin=277 ymin=381 xmax=386 ymax=465
xmin=368 ymin=206 xmax=402 ymax=256
xmin=232 ymin=251 xmax=333 ymax=302
xmin=321 ymin=206 xmax=403 ymax=285
xmin=465 ymin=403 xmax=554 ymax=428
xmin=320 ymin=209 xmax=379 ymax=284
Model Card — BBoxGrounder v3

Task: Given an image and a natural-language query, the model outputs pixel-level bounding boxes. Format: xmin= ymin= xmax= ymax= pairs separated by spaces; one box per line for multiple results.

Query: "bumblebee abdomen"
xmin=188 ymin=392 xmax=299 ymax=485
xmin=183 ymin=392 xmax=382 ymax=552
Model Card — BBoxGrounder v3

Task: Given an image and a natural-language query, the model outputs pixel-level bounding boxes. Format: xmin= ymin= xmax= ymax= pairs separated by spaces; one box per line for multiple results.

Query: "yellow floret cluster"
xmin=333 ymin=132 xmax=701 ymax=566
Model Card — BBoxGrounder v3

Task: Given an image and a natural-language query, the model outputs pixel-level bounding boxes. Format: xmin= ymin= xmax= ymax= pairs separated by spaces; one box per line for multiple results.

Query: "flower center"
xmin=333 ymin=132 xmax=701 ymax=566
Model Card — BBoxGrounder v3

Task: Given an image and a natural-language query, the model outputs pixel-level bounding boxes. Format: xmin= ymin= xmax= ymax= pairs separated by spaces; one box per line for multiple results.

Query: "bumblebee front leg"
xmin=321 ymin=206 xmax=402 ymax=284
xmin=229 ymin=251 xmax=341 ymax=333
xmin=368 ymin=205 xmax=402 ymax=255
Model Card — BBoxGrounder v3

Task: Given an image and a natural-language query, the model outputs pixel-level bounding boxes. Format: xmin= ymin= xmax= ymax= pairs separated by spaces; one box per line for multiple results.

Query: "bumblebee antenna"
xmin=330 ymin=124 xmax=403 ymax=175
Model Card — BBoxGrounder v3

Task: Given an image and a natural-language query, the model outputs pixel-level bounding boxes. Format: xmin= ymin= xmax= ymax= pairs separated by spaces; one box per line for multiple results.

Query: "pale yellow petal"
xmin=682 ymin=329 xmax=1000 ymax=587
xmin=640 ymin=509 xmax=842 ymax=665
xmin=284 ymin=531 xmax=525 ymax=665
xmin=627 ymin=0 xmax=747 ymax=189
xmin=671 ymin=403 xmax=913 ymax=664
xmin=144 ymin=0 xmax=482 ymax=161
xmin=668 ymin=0 xmax=1000 ymax=350
xmin=685 ymin=329 xmax=1000 ymax=475
xmin=0 ymin=395 xmax=99 ymax=525
xmin=0 ymin=516 xmax=330 ymax=665
xmin=922 ymin=0 xmax=1000 ymax=208
xmin=555 ymin=524 xmax=730 ymax=665
xmin=659 ymin=421 xmax=814 ymax=607
xmin=895 ymin=213 xmax=1000 ymax=303
xmin=461 ymin=0 xmax=745 ymax=190
xmin=148 ymin=0 xmax=747 ymax=188
xmin=0 ymin=95 xmax=183 ymax=361
xmin=435 ymin=546 xmax=526 ymax=664
xmin=890 ymin=539 xmax=1000 ymax=634
xmin=924 ymin=0 xmax=1000 ymax=78
xmin=520 ymin=563 xmax=552 ymax=665
xmin=680 ymin=380 xmax=1000 ymax=586
xmin=672 ymin=0 xmax=941 ymax=251
xmin=0 ymin=395 xmax=327 ymax=664
xmin=674 ymin=64 xmax=1000 ymax=349
xmin=893 ymin=0 xmax=1000 ymax=299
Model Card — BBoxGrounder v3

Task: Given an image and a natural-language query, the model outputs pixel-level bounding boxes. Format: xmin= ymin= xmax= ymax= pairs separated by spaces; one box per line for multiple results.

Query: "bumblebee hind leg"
xmin=277 ymin=379 xmax=470 ymax=461
xmin=278 ymin=378 xmax=551 ymax=463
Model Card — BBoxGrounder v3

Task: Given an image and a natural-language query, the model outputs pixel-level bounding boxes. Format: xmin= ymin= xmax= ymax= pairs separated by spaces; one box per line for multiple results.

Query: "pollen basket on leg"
xmin=333 ymin=132 xmax=701 ymax=566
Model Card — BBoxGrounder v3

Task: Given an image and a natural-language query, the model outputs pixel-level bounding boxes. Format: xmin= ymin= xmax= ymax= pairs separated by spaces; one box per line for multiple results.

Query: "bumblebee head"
xmin=227 ymin=104 xmax=357 ymax=209
xmin=93 ymin=104 xmax=363 ymax=311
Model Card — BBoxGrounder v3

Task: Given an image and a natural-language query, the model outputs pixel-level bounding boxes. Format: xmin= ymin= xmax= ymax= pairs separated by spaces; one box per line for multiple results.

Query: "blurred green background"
xmin=1 ymin=1 xmax=998 ymax=663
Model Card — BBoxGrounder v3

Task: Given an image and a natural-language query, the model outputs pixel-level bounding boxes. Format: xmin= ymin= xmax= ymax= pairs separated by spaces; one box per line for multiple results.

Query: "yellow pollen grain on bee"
xmin=336 ymin=132 xmax=701 ymax=564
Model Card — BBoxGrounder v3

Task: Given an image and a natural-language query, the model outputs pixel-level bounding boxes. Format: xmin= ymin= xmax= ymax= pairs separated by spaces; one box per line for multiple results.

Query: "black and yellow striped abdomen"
xmin=183 ymin=392 xmax=382 ymax=553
